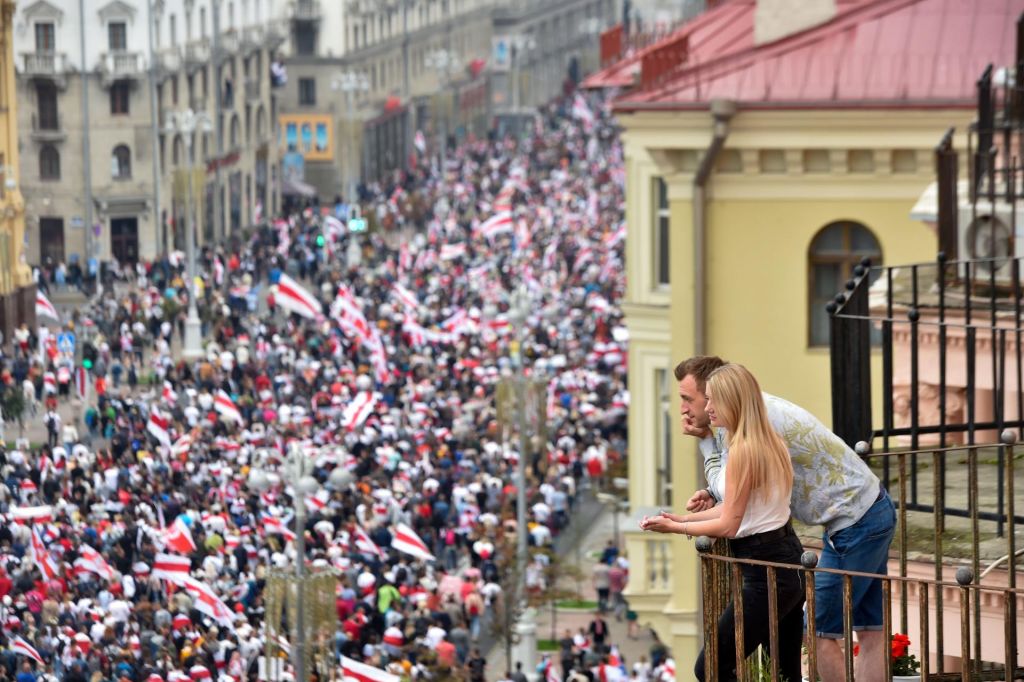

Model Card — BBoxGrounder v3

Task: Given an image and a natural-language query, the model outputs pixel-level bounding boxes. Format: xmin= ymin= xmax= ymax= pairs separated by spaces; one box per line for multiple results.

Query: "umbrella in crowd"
xmin=0 ymin=89 xmax=650 ymax=682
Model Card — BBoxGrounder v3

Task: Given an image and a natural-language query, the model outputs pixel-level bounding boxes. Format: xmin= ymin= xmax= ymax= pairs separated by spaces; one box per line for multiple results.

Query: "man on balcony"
xmin=670 ymin=355 xmax=895 ymax=682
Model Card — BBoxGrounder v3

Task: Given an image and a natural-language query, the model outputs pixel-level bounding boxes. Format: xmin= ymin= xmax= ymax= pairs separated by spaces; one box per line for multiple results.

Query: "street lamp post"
xmin=248 ymin=444 xmax=353 ymax=681
xmin=425 ymin=49 xmax=459 ymax=172
xmin=331 ymin=71 xmax=370 ymax=205
xmin=508 ymin=35 xmax=536 ymax=136
xmin=164 ymin=109 xmax=213 ymax=360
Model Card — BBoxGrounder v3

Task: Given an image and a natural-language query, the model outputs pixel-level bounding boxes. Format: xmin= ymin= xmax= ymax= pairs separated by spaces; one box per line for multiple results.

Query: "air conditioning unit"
xmin=958 ymin=195 xmax=1024 ymax=284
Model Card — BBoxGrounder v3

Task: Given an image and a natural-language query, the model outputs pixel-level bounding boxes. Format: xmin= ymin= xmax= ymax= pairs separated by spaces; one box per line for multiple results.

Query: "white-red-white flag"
xmin=148 ymin=405 xmax=172 ymax=448
xmin=35 ymin=291 xmax=59 ymax=322
xmin=274 ymin=273 xmax=323 ymax=319
xmin=30 ymin=525 xmax=60 ymax=579
xmin=11 ymin=636 xmax=44 ymax=665
xmin=171 ymin=434 xmax=192 ymax=459
xmin=152 ymin=552 xmax=192 ymax=581
xmin=341 ymin=391 xmax=380 ymax=431
xmin=477 ymin=212 xmax=514 ymax=241
xmin=214 ymin=390 xmax=243 ymax=424
xmin=390 ymin=523 xmax=434 ymax=561
xmin=353 ymin=525 xmax=385 ymax=560
xmin=341 ymin=655 xmax=401 ymax=682
xmin=262 ymin=514 xmax=296 ymax=542
xmin=163 ymin=381 xmax=178 ymax=404
xmin=9 ymin=505 xmax=53 ymax=523
xmin=178 ymin=577 xmax=236 ymax=630
xmin=439 ymin=243 xmax=466 ymax=261
xmin=75 ymin=544 xmax=115 ymax=581
xmin=162 ymin=518 xmax=197 ymax=554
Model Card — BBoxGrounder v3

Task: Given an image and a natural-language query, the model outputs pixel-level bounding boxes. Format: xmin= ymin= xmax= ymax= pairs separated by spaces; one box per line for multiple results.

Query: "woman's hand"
xmin=639 ymin=514 xmax=681 ymax=534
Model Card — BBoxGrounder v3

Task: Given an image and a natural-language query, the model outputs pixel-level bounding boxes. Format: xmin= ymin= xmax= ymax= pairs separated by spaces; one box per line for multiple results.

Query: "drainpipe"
xmin=691 ymin=98 xmax=735 ymax=355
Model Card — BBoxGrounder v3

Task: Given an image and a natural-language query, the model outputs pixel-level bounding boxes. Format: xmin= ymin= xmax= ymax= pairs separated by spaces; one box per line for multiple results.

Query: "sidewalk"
xmin=486 ymin=500 xmax=657 ymax=679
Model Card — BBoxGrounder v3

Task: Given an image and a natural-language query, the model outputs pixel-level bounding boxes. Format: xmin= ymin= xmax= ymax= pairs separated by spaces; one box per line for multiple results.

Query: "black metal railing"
xmin=695 ymin=436 xmax=1020 ymax=681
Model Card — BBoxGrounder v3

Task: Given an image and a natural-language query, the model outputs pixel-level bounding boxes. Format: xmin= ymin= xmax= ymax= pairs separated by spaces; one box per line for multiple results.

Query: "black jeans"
xmin=695 ymin=524 xmax=805 ymax=682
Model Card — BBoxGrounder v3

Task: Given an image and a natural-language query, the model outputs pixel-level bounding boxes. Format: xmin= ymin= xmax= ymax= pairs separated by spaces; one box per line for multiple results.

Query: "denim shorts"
xmin=810 ymin=489 xmax=896 ymax=638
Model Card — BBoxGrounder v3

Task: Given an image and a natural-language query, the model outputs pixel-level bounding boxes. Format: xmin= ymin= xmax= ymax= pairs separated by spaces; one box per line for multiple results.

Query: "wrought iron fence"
xmin=694 ymin=434 xmax=1019 ymax=681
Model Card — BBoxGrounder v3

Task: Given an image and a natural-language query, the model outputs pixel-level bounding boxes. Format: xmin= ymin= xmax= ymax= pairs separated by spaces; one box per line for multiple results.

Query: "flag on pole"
xmin=30 ymin=525 xmax=60 ymax=580
xmin=390 ymin=523 xmax=434 ymax=561
xmin=35 ymin=291 xmax=59 ymax=322
xmin=74 ymin=544 xmax=116 ymax=581
xmin=274 ymin=273 xmax=323 ymax=319
xmin=476 ymin=212 xmax=514 ymax=240
xmin=162 ymin=381 xmax=178 ymax=404
xmin=261 ymin=514 xmax=296 ymax=541
xmin=352 ymin=524 xmax=385 ymax=560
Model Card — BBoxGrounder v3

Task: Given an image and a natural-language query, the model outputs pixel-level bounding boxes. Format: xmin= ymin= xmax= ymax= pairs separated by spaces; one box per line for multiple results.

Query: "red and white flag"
xmin=9 ymin=505 xmax=53 ymax=523
xmin=341 ymin=391 xmax=380 ymax=431
xmin=162 ymin=381 xmax=178 ymax=404
xmin=189 ymin=664 xmax=212 ymax=680
xmin=214 ymin=390 xmax=244 ymax=424
xmin=439 ymin=243 xmax=466 ymax=261
xmin=274 ymin=273 xmax=323 ymax=319
xmin=148 ymin=405 xmax=172 ymax=448
xmin=171 ymin=434 xmax=192 ymax=459
xmin=262 ymin=515 xmax=296 ymax=542
xmin=390 ymin=283 xmax=421 ymax=313
xmin=414 ymin=130 xmax=426 ymax=154
xmin=179 ymin=577 xmax=236 ymax=630
xmin=477 ymin=212 xmax=514 ymax=241
xmin=341 ymin=655 xmax=401 ymax=682
xmin=152 ymin=552 xmax=192 ymax=581
xmin=390 ymin=523 xmax=434 ymax=561
xmin=75 ymin=544 xmax=115 ymax=581
xmin=352 ymin=525 xmax=385 ymax=560
xmin=11 ymin=636 xmax=44 ymax=665
xmin=35 ymin=291 xmax=59 ymax=322
xmin=162 ymin=518 xmax=197 ymax=555
xmin=304 ymin=490 xmax=329 ymax=513
xmin=30 ymin=525 xmax=60 ymax=580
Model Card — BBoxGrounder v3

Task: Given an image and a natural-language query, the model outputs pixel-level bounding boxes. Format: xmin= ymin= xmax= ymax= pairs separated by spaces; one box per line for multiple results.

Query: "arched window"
xmin=39 ymin=144 xmax=60 ymax=180
xmin=112 ymin=144 xmax=131 ymax=179
xmin=808 ymin=221 xmax=882 ymax=346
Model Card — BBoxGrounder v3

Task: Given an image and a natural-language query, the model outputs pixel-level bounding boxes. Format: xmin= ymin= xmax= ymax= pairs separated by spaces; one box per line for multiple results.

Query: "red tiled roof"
xmin=613 ymin=0 xmax=1023 ymax=111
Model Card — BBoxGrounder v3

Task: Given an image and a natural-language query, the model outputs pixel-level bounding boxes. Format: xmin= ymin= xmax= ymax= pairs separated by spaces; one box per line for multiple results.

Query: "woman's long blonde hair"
xmin=707 ymin=364 xmax=793 ymax=498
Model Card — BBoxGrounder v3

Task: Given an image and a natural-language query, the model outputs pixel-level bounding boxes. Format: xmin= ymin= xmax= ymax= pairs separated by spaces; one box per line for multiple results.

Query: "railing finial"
xmin=1000 ymin=428 xmax=1017 ymax=444
xmin=695 ymin=536 xmax=713 ymax=553
xmin=855 ymin=441 xmax=870 ymax=456
xmin=955 ymin=566 xmax=974 ymax=585
xmin=907 ymin=308 xmax=920 ymax=322
xmin=800 ymin=551 xmax=819 ymax=569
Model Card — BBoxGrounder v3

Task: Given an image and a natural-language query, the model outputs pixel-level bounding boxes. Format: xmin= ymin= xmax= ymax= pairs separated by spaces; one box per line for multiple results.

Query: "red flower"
xmin=853 ymin=645 xmax=860 ymax=657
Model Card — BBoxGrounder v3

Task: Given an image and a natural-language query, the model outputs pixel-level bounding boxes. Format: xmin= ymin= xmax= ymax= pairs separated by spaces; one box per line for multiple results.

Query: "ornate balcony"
xmin=241 ymin=25 xmax=264 ymax=54
xmin=184 ymin=41 xmax=210 ymax=73
xmin=290 ymin=0 xmax=321 ymax=22
xmin=100 ymin=51 xmax=143 ymax=86
xmin=157 ymin=48 xmax=182 ymax=75
xmin=21 ymin=52 xmax=69 ymax=88
xmin=215 ymin=29 xmax=239 ymax=62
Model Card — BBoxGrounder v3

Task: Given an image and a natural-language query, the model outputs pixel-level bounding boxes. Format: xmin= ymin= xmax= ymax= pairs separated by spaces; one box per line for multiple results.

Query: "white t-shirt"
xmin=728 ymin=463 xmax=790 ymax=538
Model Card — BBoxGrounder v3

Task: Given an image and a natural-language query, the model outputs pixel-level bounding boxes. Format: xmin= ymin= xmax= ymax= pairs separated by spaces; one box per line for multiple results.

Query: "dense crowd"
xmin=0 ymin=90 xmax=633 ymax=682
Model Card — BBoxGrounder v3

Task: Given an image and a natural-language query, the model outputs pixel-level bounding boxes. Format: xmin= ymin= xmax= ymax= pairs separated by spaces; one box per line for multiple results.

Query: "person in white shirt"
xmin=641 ymin=364 xmax=804 ymax=682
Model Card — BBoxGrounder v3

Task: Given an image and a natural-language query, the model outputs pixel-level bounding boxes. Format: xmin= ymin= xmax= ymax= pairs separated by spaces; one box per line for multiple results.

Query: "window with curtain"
xmin=808 ymin=221 xmax=882 ymax=346
xmin=654 ymin=177 xmax=670 ymax=286
xmin=112 ymin=145 xmax=132 ymax=179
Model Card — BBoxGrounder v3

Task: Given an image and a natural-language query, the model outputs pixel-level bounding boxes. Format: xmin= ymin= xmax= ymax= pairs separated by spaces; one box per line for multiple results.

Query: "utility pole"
xmin=78 ymin=0 xmax=93 ymax=267
xmin=147 ymin=0 xmax=163 ymax=254
xmin=212 ymin=0 xmax=224 ymax=240
xmin=401 ymin=0 xmax=412 ymax=168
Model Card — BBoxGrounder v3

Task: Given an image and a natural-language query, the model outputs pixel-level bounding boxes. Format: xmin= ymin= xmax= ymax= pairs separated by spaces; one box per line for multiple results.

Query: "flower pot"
xmin=892 ymin=676 xmax=921 ymax=682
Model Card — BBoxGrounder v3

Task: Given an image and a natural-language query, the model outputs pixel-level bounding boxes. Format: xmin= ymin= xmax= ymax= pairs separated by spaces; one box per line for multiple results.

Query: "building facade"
xmin=0 ymin=0 xmax=35 ymax=337
xmin=14 ymin=0 xmax=281 ymax=266
xmin=586 ymin=0 xmax=1024 ymax=664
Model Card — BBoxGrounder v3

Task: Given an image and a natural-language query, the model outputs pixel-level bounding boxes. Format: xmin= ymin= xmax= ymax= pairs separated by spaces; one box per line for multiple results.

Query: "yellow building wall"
xmin=703 ymin=198 xmax=934 ymax=425
xmin=0 ymin=0 xmax=31 ymax=296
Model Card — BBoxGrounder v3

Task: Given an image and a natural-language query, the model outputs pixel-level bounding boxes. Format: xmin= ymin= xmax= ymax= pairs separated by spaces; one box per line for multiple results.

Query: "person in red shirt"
xmin=436 ymin=636 xmax=456 ymax=669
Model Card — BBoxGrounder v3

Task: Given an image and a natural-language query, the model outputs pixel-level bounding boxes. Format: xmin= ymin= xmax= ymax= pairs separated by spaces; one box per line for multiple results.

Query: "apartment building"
xmin=14 ymin=0 xmax=281 ymax=265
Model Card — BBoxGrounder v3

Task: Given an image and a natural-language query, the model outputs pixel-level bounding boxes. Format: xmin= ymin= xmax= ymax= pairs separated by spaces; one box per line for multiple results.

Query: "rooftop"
xmin=606 ymin=0 xmax=1023 ymax=112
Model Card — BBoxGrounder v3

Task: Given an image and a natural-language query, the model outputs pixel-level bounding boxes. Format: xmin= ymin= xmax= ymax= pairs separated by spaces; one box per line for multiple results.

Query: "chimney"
xmin=754 ymin=0 xmax=837 ymax=45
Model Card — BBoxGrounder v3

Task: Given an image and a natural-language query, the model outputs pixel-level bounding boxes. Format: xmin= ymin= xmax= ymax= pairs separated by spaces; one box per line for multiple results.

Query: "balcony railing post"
xmin=957 ymin=567 xmax=974 ymax=682
xmin=828 ymin=262 xmax=873 ymax=448
xmin=801 ymin=551 xmax=818 ymax=680
xmin=696 ymin=536 xmax=719 ymax=682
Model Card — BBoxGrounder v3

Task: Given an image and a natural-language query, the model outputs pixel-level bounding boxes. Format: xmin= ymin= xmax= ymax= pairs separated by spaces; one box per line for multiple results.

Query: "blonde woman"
xmin=640 ymin=364 xmax=804 ymax=682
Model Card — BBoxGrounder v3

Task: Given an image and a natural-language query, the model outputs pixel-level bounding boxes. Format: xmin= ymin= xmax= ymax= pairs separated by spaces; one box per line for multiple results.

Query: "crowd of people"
xmin=0 ymin=89 xmax=638 ymax=682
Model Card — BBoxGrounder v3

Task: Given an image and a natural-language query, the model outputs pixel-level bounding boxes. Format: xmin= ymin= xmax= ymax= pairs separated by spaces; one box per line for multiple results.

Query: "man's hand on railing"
xmin=686 ymin=488 xmax=715 ymax=512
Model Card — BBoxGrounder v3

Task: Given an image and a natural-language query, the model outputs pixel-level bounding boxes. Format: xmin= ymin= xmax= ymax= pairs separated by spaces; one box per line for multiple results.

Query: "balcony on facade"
xmin=157 ymin=47 xmax=182 ymax=77
xmin=99 ymin=51 xmax=143 ymax=86
xmin=184 ymin=41 xmax=211 ymax=73
xmin=245 ymin=78 xmax=261 ymax=102
xmin=215 ymin=29 xmax=240 ymax=63
xmin=290 ymin=0 xmax=321 ymax=22
xmin=20 ymin=52 xmax=69 ymax=88
xmin=241 ymin=25 xmax=264 ymax=54
xmin=265 ymin=24 xmax=287 ymax=49
xmin=30 ymin=112 xmax=66 ymax=142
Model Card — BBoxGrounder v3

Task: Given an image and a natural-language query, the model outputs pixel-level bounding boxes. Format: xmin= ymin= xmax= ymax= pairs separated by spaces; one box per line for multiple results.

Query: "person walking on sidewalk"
xmin=673 ymin=355 xmax=895 ymax=682
xmin=641 ymin=363 xmax=805 ymax=682
xmin=592 ymin=559 xmax=611 ymax=613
